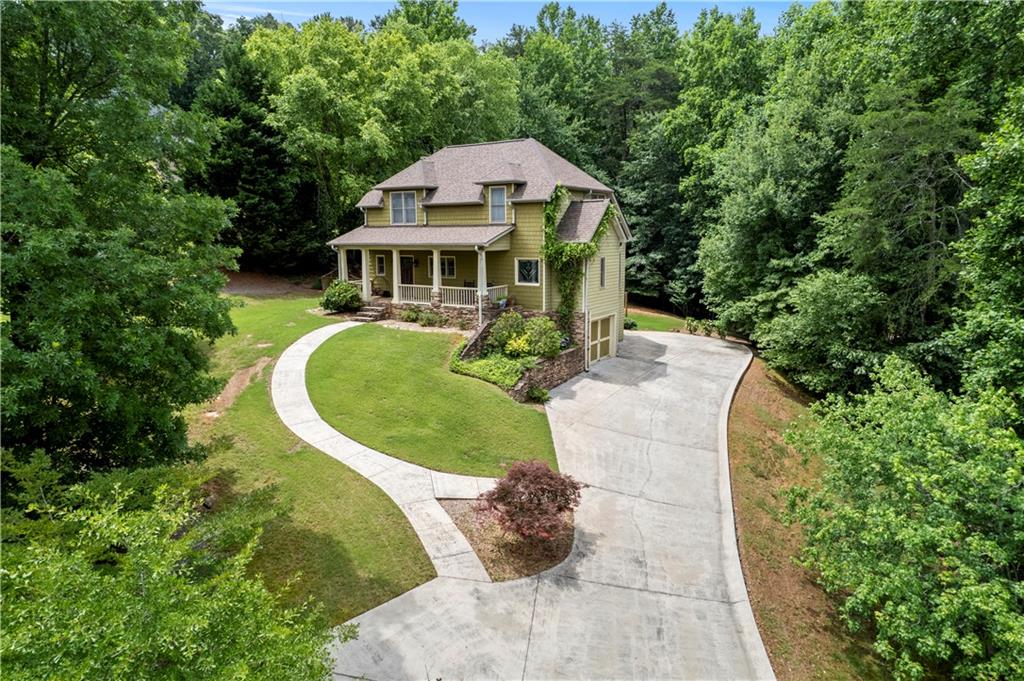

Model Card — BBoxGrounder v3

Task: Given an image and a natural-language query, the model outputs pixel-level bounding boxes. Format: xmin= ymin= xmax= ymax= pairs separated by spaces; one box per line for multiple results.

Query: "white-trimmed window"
xmin=375 ymin=254 xmax=386 ymax=276
xmin=599 ymin=256 xmax=606 ymax=288
xmin=515 ymin=258 xmax=540 ymax=286
xmin=489 ymin=186 xmax=506 ymax=223
xmin=390 ymin=191 xmax=417 ymax=224
xmin=428 ymin=256 xmax=456 ymax=279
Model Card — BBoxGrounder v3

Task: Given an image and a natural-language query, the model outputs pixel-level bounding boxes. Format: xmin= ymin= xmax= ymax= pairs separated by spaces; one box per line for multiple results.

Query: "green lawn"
xmin=306 ymin=324 xmax=558 ymax=477
xmin=207 ymin=295 xmax=338 ymax=380
xmin=191 ymin=295 xmax=434 ymax=624
xmin=627 ymin=310 xmax=685 ymax=332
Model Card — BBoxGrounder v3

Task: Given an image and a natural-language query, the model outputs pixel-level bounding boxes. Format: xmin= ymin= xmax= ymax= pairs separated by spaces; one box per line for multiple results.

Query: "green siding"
xmin=586 ymin=225 xmax=625 ymax=323
xmin=488 ymin=202 xmax=545 ymax=310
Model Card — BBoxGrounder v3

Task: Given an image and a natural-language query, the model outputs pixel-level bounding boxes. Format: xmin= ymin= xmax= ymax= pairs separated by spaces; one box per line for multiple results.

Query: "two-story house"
xmin=327 ymin=138 xmax=631 ymax=364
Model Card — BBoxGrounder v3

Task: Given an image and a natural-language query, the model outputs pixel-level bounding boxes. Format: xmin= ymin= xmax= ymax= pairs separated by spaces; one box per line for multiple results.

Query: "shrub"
xmin=398 ymin=308 xmax=420 ymax=323
xmin=477 ymin=460 xmax=583 ymax=540
xmin=450 ymin=340 xmax=535 ymax=389
xmin=504 ymin=334 xmax=532 ymax=357
xmin=524 ymin=316 xmax=562 ymax=358
xmin=321 ymin=280 xmax=362 ymax=312
xmin=417 ymin=310 xmax=444 ymax=327
xmin=623 ymin=316 xmax=638 ymax=330
xmin=456 ymin=353 xmax=534 ymax=388
xmin=485 ymin=310 xmax=526 ymax=353
xmin=527 ymin=386 xmax=550 ymax=403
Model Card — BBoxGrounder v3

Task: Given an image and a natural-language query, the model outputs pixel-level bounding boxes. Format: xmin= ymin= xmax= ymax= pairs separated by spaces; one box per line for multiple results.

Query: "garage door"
xmin=589 ymin=315 xmax=613 ymax=363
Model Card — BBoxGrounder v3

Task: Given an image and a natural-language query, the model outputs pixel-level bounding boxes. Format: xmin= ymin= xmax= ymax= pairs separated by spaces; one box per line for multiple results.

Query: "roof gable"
xmin=557 ymin=199 xmax=610 ymax=243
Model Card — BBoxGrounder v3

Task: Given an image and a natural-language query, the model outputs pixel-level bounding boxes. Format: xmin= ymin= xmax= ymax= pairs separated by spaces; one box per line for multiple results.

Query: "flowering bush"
xmin=485 ymin=310 xmax=526 ymax=354
xmin=504 ymin=334 xmax=532 ymax=357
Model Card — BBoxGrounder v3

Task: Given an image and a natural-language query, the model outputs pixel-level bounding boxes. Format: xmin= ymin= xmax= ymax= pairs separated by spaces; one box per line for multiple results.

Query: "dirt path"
xmin=202 ymin=356 xmax=273 ymax=420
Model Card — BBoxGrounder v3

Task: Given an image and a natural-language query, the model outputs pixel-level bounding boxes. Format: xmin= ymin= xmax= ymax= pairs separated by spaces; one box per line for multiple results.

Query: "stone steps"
xmin=353 ymin=304 xmax=387 ymax=323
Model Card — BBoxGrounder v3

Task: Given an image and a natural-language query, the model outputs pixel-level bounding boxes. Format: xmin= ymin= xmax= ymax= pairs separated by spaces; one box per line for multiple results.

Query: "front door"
xmin=589 ymin=314 xmax=613 ymax=363
xmin=400 ymin=256 xmax=415 ymax=285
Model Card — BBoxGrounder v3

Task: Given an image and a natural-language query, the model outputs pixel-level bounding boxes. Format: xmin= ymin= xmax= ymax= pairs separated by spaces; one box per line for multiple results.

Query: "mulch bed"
xmin=439 ymin=499 xmax=573 ymax=581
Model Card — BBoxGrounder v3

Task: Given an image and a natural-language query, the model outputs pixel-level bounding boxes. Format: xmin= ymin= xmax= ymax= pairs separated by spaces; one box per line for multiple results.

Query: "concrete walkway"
xmin=275 ymin=325 xmax=775 ymax=680
xmin=271 ymin=322 xmax=495 ymax=582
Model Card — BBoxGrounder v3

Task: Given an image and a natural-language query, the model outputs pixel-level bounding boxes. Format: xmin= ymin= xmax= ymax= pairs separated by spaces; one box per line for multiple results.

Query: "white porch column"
xmin=338 ymin=248 xmax=348 ymax=282
xmin=392 ymin=248 xmax=401 ymax=303
xmin=431 ymin=249 xmax=441 ymax=295
xmin=477 ymin=248 xmax=487 ymax=326
xmin=360 ymin=249 xmax=371 ymax=302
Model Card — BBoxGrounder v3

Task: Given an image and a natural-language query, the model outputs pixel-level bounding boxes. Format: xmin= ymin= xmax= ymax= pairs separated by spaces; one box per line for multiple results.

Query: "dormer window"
xmin=390 ymin=191 xmax=417 ymax=224
xmin=489 ymin=186 xmax=506 ymax=223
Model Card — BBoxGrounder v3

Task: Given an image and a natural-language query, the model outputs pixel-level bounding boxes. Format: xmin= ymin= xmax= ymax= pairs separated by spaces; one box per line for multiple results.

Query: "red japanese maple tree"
xmin=477 ymin=460 xmax=583 ymax=540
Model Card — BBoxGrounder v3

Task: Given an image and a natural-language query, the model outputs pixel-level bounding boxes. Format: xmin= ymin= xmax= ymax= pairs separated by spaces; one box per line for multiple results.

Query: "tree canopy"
xmin=1 ymin=1 xmax=236 ymax=473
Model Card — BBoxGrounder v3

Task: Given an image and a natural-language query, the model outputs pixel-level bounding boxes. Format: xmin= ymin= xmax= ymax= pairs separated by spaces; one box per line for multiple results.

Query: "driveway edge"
xmin=716 ymin=344 xmax=776 ymax=680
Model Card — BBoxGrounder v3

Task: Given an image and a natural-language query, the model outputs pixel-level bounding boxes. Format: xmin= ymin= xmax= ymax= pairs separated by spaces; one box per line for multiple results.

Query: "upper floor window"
xmin=489 ymin=186 xmax=506 ymax=223
xmin=390 ymin=191 xmax=416 ymax=224
xmin=600 ymin=256 xmax=606 ymax=288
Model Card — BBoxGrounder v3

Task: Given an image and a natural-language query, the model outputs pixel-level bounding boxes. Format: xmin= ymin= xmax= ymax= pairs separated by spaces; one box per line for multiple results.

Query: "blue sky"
xmin=205 ymin=1 xmax=805 ymax=41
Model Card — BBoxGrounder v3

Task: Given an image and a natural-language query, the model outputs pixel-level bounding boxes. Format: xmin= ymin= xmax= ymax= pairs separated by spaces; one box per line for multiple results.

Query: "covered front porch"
xmin=327 ymin=223 xmax=518 ymax=324
xmin=335 ymin=246 xmax=507 ymax=309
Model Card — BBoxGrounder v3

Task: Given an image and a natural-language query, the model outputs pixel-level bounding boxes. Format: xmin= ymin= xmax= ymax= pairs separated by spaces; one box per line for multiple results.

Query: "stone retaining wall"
xmin=386 ymin=301 xmax=505 ymax=329
xmin=507 ymin=346 xmax=585 ymax=402
xmin=457 ymin=307 xmax=587 ymax=401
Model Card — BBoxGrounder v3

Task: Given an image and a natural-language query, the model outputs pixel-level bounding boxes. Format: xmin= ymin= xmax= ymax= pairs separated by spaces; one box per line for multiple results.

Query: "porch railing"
xmin=397 ymin=284 xmax=432 ymax=304
xmin=441 ymin=286 xmax=476 ymax=307
xmin=395 ymin=283 xmax=511 ymax=307
xmin=486 ymin=285 xmax=509 ymax=303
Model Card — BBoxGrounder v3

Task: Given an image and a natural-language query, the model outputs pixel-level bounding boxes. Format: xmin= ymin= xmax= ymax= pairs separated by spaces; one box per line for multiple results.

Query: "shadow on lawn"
xmin=253 ymin=514 xmax=409 ymax=625
xmin=205 ymin=465 xmax=410 ymax=626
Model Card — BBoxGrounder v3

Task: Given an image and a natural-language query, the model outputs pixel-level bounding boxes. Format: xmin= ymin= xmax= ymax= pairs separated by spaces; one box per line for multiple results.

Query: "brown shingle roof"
xmin=373 ymin=160 xmax=438 ymax=191
xmin=327 ymin=224 xmax=513 ymax=248
xmin=557 ymin=199 xmax=611 ymax=243
xmin=358 ymin=138 xmax=612 ymax=207
xmin=356 ymin=189 xmax=384 ymax=208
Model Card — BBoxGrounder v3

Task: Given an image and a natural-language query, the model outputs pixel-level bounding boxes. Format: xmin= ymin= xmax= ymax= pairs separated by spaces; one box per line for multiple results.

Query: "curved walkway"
xmin=271 ymin=321 xmax=495 ymax=582
xmin=274 ymin=325 xmax=775 ymax=680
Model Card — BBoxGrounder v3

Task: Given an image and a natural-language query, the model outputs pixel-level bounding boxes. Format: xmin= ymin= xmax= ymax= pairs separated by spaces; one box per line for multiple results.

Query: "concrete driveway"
xmin=330 ymin=331 xmax=773 ymax=680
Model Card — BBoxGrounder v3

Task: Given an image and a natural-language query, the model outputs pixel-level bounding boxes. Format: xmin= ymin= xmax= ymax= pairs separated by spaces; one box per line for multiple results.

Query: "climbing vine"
xmin=541 ymin=184 xmax=615 ymax=332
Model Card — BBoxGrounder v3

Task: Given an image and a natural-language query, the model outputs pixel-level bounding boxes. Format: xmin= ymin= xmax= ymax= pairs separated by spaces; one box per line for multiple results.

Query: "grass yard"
xmin=729 ymin=358 xmax=886 ymax=681
xmin=206 ymin=295 xmax=337 ymax=380
xmin=306 ymin=324 xmax=558 ymax=477
xmin=190 ymin=295 xmax=434 ymax=624
xmin=626 ymin=309 xmax=686 ymax=332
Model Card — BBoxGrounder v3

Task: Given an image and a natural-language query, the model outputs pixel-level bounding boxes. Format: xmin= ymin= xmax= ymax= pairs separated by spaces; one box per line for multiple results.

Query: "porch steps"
xmin=353 ymin=304 xmax=387 ymax=323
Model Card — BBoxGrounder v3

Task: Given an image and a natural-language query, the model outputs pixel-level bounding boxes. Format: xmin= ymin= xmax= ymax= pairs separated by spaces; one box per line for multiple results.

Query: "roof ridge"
xmin=527 ymin=138 xmax=560 ymax=184
xmin=438 ymin=138 xmax=532 ymax=150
